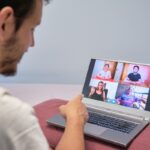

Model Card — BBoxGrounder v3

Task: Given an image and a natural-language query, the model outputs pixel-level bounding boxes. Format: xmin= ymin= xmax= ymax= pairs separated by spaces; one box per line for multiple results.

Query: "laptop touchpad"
xmin=84 ymin=123 xmax=107 ymax=135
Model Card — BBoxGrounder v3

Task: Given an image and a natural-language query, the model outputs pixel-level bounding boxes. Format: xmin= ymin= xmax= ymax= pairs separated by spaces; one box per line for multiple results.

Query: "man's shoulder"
xmin=0 ymin=87 xmax=35 ymax=126
xmin=100 ymin=70 xmax=104 ymax=73
xmin=128 ymin=73 xmax=134 ymax=76
xmin=0 ymin=87 xmax=50 ymax=150
xmin=128 ymin=72 xmax=133 ymax=75
xmin=0 ymin=87 xmax=8 ymax=96
xmin=138 ymin=73 xmax=141 ymax=77
xmin=0 ymin=87 xmax=32 ymax=110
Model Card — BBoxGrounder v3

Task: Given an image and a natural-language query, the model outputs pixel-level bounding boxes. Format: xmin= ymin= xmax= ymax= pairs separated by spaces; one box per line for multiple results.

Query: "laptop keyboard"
xmin=88 ymin=112 xmax=137 ymax=134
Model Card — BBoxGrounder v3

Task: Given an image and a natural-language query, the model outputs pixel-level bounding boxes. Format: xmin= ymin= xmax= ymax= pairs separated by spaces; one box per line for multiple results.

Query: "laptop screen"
xmin=82 ymin=59 xmax=150 ymax=111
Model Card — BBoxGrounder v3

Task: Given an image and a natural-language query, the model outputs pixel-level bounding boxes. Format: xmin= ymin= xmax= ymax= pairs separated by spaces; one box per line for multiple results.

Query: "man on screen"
xmin=126 ymin=65 xmax=142 ymax=85
xmin=97 ymin=64 xmax=112 ymax=80
xmin=116 ymin=87 xmax=140 ymax=108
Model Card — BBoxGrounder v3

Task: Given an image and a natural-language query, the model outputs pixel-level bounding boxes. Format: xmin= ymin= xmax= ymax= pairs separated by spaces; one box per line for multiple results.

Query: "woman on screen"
xmin=88 ymin=81 xmax=106 ymax=101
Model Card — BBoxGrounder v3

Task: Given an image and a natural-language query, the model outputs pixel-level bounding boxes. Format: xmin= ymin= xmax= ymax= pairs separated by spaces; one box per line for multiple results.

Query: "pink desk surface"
xmin=34 ymin=99 xmax=150 ymax=150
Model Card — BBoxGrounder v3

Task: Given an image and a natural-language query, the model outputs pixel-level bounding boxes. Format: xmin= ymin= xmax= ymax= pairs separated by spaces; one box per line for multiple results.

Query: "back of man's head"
xmin=0 ymin=0 xmax=50 ymax=32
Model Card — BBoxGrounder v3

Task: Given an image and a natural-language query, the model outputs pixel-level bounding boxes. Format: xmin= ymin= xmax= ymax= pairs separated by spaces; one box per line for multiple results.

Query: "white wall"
xmin=0 ymin=0 xmax=150 ymax=84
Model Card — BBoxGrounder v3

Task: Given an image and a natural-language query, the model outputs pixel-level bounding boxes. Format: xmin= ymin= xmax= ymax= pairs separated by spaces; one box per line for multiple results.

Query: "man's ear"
xmin=0 ymin=7 xmax=15 ymax=42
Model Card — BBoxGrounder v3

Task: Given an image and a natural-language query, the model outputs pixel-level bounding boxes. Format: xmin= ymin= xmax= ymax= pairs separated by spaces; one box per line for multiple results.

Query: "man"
xmin=97 ymin=64 xmax=112 ymax=80
xmin=0 ymin=0 xmax=88 ymax=150
xmin=116 ymin=87 xmax=138 ymax=107
xmin=126 ymin=65 xmax=142 ymax=84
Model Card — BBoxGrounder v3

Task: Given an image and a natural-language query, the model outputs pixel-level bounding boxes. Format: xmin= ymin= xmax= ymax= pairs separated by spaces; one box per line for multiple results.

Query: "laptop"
xmin=47 ymin=58 xmax=150 ymax=148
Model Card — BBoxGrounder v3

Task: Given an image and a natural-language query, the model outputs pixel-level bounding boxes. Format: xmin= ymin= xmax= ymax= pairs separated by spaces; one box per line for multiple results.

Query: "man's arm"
xmin=55 ymin=95 xmax=88 ymax=150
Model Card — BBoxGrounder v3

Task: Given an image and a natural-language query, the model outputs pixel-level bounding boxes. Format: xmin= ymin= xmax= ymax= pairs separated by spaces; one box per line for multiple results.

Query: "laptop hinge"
xmin=86 ymin=104 xmax=149 ymax=122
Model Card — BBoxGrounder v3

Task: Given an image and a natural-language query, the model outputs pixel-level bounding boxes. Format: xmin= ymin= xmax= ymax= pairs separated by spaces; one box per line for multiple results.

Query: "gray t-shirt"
xmin=0 ymin=87 xmax=51 ymax=150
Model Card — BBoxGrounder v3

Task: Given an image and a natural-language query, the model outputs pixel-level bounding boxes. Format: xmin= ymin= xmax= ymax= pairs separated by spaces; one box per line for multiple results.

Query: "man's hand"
xmin=59 ymin=94 xmax=88 ymax=126
xmin=56 ymin=94 xmax=88 ymax=150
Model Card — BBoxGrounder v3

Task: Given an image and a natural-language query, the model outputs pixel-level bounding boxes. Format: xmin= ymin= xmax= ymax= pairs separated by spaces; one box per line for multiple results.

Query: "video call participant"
xmin=0 ymin=1 xmax=88 ymax=150
xmin=88 ymin=81 xmax=106 ymax=101
xmin=97 ymin=64 xmax=112 ymax=80
xmin=117 ymin=87 xmax=139 ymax=108
xmin=126 ymin=65 xmax=142 ymax=84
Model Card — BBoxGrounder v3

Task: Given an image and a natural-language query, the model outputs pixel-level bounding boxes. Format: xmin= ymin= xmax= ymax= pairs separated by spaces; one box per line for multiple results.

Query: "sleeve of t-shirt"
xmin=138 ymin=74 xmax=141 ymax=79
xmin=128 ymin=73 xmax=132 ymax=79
xmin=99 ymin=70 xmax=104 ymax=76
xmin=0 ymin=89 xmax=52 ymax=150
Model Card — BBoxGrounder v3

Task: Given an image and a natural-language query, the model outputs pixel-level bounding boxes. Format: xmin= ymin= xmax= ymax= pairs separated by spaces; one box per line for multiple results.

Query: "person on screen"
xmin=88 ymin=81 xmax=106 ymax=101
xmin=97 ymin=64 xmax=112 ymax=80
xmin=126 ymin=65 xmax=142 ymax=84
xmin=117 ymin=87 xmax=139 ymax=108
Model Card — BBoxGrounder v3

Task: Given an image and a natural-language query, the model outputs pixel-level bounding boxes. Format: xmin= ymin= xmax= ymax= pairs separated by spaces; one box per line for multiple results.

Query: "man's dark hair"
xmin=133 ymin=65 xmax=140 ymax=70
xmin=104 ymin=64 xmax=109 ymax=68
xmin=0 ymin=0 xmax=50 ymax=31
